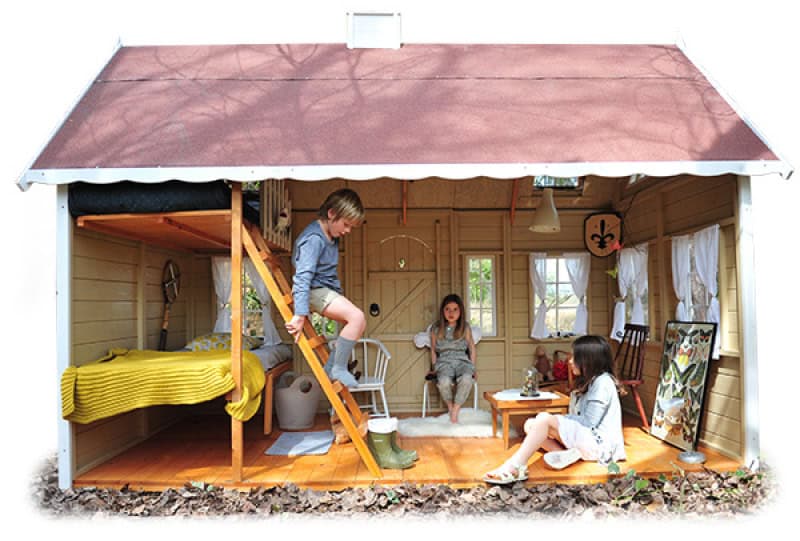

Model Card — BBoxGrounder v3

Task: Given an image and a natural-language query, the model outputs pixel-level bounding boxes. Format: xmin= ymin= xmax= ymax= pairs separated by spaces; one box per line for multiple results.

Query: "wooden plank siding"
xmin=70 ymin=228 xmax=211 ymax=474
xmin=618 ymin=174 xmax=743 ymax=459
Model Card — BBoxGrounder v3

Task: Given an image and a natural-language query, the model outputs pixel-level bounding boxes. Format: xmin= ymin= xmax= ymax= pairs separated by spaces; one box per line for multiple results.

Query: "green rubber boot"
xmin=367 ymin=431 xmax=414 ymax=470
xmin=390 ymin=431 xmax=418 ymax=462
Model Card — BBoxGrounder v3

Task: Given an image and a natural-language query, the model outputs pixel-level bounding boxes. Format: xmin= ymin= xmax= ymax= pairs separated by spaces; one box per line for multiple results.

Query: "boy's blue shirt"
xmin=292 ymin=220 xmax=341 ymax=316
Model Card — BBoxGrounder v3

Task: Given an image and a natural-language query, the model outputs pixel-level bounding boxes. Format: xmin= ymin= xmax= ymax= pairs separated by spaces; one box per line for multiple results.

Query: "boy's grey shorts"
xmin=309 ymin=287 xmax=341 ymax=314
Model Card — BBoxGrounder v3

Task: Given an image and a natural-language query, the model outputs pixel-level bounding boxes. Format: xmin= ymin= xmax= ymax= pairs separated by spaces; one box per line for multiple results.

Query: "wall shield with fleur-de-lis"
xmin=584 ymin=212 xmax=623 ymax=257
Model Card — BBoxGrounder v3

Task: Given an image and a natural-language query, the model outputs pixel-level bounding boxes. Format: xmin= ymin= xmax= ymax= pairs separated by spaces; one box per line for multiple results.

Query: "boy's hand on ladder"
xmin=286 ymin=315 xmax=306 ymax=342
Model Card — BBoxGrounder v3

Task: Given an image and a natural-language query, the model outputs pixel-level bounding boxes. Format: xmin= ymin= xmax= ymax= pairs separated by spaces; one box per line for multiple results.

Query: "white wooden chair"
xmin=349 ymin=337 xmax=392 ymax=418
xmin=415 ymin=324 xmax=481 ymax=417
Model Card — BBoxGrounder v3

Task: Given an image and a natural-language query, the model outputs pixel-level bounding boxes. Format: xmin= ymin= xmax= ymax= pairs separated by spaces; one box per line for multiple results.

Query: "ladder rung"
xmin=331 ymin=380 xmax=344 ymax=394
xmin=307 ymin=335 xmax=327 ymax=348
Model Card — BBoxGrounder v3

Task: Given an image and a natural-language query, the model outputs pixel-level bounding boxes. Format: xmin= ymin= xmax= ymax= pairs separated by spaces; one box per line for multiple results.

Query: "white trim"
xmin=56 ymin=185 xmax=75 ymax=489
xmin=18 ymin=159 xmax=790 ymax=189
xmin=14 ymin=40 xmax=123 ymax=193
xmin=678 ymin=40 xmax=794 ymax=180
xmin=464 ymin=254 xmax=498 ymax=337
xmin=735 ymin=175 xmax=760 ymax=469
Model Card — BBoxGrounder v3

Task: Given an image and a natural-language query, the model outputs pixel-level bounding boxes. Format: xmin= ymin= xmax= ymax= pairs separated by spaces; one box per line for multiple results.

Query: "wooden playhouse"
xmin=18 ymin=43 xmax=792 ymax=489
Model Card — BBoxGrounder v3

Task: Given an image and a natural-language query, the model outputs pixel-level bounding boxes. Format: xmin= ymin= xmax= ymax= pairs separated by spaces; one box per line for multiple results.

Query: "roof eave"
xmin=18 ymin=160 xmax=792 ymax=190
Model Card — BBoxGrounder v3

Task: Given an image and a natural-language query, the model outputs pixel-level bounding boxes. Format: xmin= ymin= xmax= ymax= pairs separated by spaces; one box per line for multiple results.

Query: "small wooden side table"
xmin=483 ymin=390 xmax=570 ymax=449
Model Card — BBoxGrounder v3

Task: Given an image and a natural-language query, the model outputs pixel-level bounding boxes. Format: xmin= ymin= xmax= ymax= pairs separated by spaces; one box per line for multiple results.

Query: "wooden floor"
xmin=75 ymin=412 xmax=743 ymax=491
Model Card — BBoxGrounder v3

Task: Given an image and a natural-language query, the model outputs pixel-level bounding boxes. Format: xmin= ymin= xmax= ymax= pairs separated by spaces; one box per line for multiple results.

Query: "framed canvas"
xmin=650 ymin=321 xmax=717 ymax=451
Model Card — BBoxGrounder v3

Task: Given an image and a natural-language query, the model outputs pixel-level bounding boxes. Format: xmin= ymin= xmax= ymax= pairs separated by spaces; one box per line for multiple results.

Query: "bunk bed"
xmin=65 ymin=180 xmax=294 ymax=481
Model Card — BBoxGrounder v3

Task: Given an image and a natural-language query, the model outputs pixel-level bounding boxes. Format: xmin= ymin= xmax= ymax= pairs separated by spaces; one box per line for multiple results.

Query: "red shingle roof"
xmin=21 ymin=43 xmax=786 ymax=187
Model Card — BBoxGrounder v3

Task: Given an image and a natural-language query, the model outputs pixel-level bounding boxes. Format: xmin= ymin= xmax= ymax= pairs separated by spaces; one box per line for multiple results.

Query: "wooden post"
xmin=735 ymin=175 xmax=760 ymax=468
xmin=510 ymin=178 xmax=520 ymax=225
xmin=230 ymin=182 xmax=244 ymax=482
xmin=362 ymin=224 xmax=369 ymax=316
xmin=434 ymin=220 xmax=441 ymax=306
xmin=56 ymin=184 xmax=75 ymax=490
xmin=655 ymin=191 xmax=669 ymax=342
xmin=503 ymin=213 xmax=513 ymax=390
xmin=402 ymin=180 xmax=408 ymax=225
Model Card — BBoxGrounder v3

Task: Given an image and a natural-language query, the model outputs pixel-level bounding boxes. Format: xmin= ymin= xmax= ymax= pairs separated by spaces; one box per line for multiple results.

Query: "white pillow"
xmin=185 ymin=332 xmax=262 ymax=352
xmin=413 ymin=324 xmax=482 ymax=348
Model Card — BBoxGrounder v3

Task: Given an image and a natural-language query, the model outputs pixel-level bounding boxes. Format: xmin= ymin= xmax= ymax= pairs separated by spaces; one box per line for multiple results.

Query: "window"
xmin=465 ymin=255 xmax=497 ymax=336
xmin=311 ymin=313 xmax=339 ymax=340
xmin=242 ymin=273 xmax=263 ymax=337
xmin=624 ymin=290 xmax=649 ymax=326
xmin=533 ymin=175 xmax=582 ymax=189
xmin=543 ymin=256 xmax=579 ymax=337
xmin=627 ymin=174 xmax=647 ymax=186
xmin=222 ymin=273 xmax=265 ymax=337
xmin=688 ymin=239 xmax=715 ymax=321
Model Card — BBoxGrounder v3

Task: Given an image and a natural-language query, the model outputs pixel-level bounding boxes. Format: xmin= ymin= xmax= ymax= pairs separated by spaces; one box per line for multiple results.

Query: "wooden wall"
xmin=289 ymin=178 xmax=618 ymax=413
xmin=70 ymin=228 xmax=213 ymax=474
xmin=67 ymin=172 xmax=746 ymax=473
xmin=618 ymin=175 xmax=742 ymax=458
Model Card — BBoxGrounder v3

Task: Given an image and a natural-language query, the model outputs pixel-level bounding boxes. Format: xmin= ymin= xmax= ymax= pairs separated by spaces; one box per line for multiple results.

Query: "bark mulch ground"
xmin=31 ymin=456 xmax=776 ymax=519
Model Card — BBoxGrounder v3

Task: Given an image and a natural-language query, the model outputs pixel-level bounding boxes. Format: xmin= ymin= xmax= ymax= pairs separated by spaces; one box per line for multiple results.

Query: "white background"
xmin=1 ymin=0 xmax=797 ymax=536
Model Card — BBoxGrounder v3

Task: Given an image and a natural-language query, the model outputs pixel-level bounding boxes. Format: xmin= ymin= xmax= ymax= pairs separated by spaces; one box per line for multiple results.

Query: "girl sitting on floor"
xmin=483 ymin=335 xmax=626 ymax=484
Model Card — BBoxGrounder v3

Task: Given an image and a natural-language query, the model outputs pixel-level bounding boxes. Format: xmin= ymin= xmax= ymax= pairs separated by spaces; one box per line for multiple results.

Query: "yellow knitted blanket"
xmin=61 ymin=348 xmax=266 ymax=424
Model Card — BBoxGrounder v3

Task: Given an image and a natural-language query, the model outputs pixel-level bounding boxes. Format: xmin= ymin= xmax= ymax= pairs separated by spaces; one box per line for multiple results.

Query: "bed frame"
xmin=263 ymin=361 xmax=292 ymax=435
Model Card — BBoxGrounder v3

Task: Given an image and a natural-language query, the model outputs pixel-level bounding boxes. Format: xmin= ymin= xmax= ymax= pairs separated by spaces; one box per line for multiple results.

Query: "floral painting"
xmin=650 ymin=321 xmax=717 ymax=451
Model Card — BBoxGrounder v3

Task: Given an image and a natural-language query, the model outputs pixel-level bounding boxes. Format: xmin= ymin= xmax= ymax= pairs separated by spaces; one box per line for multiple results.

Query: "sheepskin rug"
xmin=396 ymin=408 xmax=518 ymax=438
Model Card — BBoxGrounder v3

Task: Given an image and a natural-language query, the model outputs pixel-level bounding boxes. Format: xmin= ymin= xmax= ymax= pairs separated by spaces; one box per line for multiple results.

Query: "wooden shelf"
xmin=76 ymin=209 xmax=288 ymax=254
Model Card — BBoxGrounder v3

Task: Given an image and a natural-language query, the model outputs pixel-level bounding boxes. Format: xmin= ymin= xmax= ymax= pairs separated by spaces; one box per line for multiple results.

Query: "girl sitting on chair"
xmin=430 ymin=294 xmax=477 ymax=424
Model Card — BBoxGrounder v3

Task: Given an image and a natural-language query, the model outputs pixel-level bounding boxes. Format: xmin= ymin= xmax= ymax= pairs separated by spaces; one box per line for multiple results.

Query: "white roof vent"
xmin=346 ymin=11 xmax=401 ymax=49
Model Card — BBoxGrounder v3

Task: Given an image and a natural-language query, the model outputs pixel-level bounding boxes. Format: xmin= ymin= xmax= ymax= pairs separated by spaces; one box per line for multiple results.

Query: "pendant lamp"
xmin=529 ymin=187 xmax=560 ymax=233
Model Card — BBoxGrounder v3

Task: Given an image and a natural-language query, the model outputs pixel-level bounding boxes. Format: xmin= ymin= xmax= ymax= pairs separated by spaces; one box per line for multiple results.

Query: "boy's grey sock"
xmin=329 ymin=336 xmax=358 ymax=387
xmin=324 ymin=342 xmax=335 ymax=377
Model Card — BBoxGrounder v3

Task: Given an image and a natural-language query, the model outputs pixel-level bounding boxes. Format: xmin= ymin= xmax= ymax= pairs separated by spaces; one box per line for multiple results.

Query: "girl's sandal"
xmin=482 ymin=463 xmax=528 ymax=485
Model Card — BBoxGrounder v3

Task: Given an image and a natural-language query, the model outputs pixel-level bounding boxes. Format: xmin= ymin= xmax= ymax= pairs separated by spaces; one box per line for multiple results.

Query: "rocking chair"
xmin=615 ymin=323 xmax=650 ymax=430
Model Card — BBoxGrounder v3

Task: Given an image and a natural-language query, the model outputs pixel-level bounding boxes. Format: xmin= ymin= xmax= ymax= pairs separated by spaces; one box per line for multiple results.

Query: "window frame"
xmin=533 ymin=175 xmax=583 ymax=190
xmin=464 ymin=254 xmax=498 ymax=337
xmin=532 ymin=254 xmax=583 ymax=338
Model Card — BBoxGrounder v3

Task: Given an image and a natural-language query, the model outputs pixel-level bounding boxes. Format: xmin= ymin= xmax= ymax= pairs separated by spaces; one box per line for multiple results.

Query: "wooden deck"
xmin=75 ymin=413 xmax=743 ymax=492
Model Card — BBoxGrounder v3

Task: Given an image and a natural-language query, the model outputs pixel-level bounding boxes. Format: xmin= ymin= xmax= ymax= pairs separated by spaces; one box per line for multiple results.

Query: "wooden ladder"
xmin=240 ymin=222 xmax=382 ymax=478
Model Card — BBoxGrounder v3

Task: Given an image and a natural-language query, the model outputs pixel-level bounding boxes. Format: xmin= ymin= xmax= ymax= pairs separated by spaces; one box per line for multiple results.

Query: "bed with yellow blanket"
xmin=61 ymin=348 xmax=266 ymax=424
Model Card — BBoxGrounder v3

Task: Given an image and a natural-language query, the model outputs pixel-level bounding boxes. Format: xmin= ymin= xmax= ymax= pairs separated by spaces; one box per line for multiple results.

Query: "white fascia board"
xmin=18 ymin=159 xmax=791 ymax=188
xmin=678 ymin=40 xmax=795 ymax=180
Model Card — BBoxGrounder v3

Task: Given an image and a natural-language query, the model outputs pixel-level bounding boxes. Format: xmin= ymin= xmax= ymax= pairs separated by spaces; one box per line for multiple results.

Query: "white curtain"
xmin=610 ymin=244 xmax=648 ymax=342
xmin=671 ymin=234 xmax=691 ymax=321
xmin=529 ymin=253 xmax=549 ymax=339
xmin=211 ymin=257 xmax=232 ymax=332
xmin=243 ymin=258 xmax=283 ymax=345
xmin=563 ymin=252 xmax=591 ymax=335
xmin=629 ymin=244 xmax=649 ymax=325
xmin=693 ymin=224 xmax=721 ymax=359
